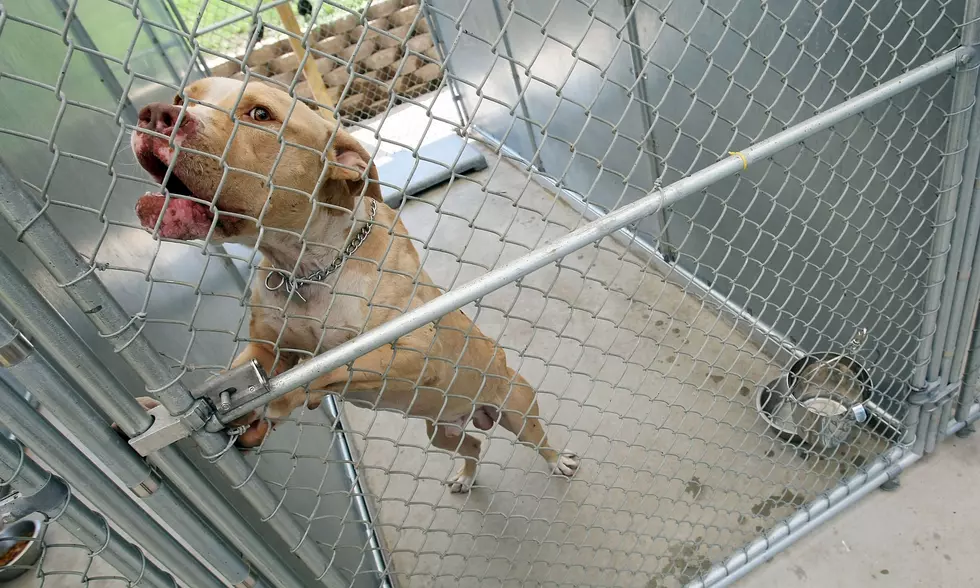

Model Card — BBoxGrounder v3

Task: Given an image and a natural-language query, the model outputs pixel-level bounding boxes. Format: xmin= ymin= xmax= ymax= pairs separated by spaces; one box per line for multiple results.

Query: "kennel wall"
xmin=1 ymin=0 xmax=980 ymax=587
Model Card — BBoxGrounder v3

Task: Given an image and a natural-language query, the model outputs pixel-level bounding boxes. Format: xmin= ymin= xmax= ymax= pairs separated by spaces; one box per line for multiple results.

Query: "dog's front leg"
xmin=229 ymin=342 xmax=303 ymax=446
xmin=303 ymin=348 xmax=486 ymax=491
xmin=299 ymin=345 xmax=421 ymax=409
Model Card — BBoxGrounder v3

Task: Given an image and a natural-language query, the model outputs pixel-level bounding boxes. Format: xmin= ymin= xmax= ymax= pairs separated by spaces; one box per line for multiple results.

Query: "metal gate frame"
xmin=2 ymin=0 xmax=980 ymax=586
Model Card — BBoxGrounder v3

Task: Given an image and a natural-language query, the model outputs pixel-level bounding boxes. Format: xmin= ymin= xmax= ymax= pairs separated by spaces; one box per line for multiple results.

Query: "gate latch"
xmin=192 ymin=359 xmax=269 ymax=420
xmin=128 ymin=360 xmax=269 ymax=456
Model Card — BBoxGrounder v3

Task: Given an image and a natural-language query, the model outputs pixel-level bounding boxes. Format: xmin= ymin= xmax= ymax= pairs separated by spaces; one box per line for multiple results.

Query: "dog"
xmin=130 ymin=77 xmax=579 ymax=492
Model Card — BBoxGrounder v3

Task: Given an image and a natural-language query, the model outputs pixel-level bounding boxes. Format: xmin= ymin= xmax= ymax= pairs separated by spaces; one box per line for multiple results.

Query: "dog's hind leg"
xmin=426 ymin=420 xmax=482 ymax=493
xmin=497 ymin=369 xmax=579 ymax=477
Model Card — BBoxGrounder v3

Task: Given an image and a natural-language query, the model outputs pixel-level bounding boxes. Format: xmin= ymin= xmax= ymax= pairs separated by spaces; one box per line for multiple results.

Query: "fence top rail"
xmin=217 ymin=46 xmax=968 ymax=424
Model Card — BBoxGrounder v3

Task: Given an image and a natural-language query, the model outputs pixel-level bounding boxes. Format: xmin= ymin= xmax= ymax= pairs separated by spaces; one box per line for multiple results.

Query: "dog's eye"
xmin=249 ymin=107 xmax=272 ymax=122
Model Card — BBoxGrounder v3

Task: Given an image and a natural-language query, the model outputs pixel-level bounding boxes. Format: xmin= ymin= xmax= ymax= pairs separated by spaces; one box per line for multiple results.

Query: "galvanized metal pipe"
xmin=490 ymin=0 xmax=543 ymax=168
xmin=0 ymin=316 xmax=267 ymax=588
xmin=0 ymin=436 xmax=177 ymax=588
xmin=918 ymin=53 xmax=979 ymax=387
xmin=948 ymin=401 xmax=980 ymax=435
xmin=957 ymin=316 xmax=980 ymax=421
xmin=0 ymin=378 xmax=225 ymax=588
xmin=0 ymin=249 xmax=309 ymax=588
xmin=940 ymin=73 xmax=980 ymax=384
xmin=687 ymin=446 xmax=919 ymax=588
xmin=230 ymin=48 xmax=967 ymax=421
xmin=421 ymin=2 xmax=469 ymax=131
xmin=925 ymin=402 xmax=944 ymax=454
xmin=951 ymin=158 xmax=980 ymax=421
xmin=0 ymin=163 xmax=346 ymax=587
xmin=910 ymin=16 xmax=980 ymax=451
xmin=936 ymin=399 xmax=955 ymax=447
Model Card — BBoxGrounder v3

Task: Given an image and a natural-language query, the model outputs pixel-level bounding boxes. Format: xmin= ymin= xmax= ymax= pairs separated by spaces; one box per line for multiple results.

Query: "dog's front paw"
xmin=551 ymin=453 xmax=579 ymax=477
xmin=448 ymin=470 xmax=475 ymax=493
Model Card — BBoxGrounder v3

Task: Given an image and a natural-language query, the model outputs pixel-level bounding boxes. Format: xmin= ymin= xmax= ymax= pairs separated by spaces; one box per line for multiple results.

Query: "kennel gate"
xmin=1 ymin=0 xmax=980 ymax=586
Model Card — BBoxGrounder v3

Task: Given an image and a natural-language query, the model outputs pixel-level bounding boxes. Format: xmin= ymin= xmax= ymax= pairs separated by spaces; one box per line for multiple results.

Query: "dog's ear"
xmin=326 ymin=128 xmax=383 ymax=202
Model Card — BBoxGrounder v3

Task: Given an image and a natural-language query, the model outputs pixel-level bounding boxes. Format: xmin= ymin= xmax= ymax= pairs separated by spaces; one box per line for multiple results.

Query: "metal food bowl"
xmin=791 ymin=390 xmax=863 ymax=455
xmin=785 ymin=350 xmax=872 ymax=455
xmin=756 ymin=377 xmax=805 ymax=445
xmin=0 ymin=518 xmax=43 ymax=582
xmin=786 ymin=351 xmax=873 ymax=406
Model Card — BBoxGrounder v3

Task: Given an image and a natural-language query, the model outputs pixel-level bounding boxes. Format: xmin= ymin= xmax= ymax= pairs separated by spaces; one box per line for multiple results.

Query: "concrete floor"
xmin=0 ymin=92 xmax=926 ymax=588
xmin=336 ymin=133 xmax=892 ymax=587
xmin=8 ymin=437 xmax=979 ymax=588
xmin=750 ymin=434 xmax=980 ymax=588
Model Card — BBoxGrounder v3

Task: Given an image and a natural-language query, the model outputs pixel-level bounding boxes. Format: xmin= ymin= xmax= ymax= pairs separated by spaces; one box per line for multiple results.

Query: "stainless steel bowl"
xmin=756 ymin=377 xmax=805 ymax=445
xmin=790 ymin=391 xmax=859 ymax=455
xmin=0 ymin=518 xmax=43 ymax=582
xmin=786 ymin=351 xmax=873 ymax=406
xmin=785 ymin=351 xmax=872 ymax=455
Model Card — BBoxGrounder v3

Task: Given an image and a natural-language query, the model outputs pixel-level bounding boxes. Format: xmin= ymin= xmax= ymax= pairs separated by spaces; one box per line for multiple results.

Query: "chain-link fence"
xmin=1 ymin=0 xmax=980 ymax=587
xmin=168 ymin=0 xmax=369 ymax=64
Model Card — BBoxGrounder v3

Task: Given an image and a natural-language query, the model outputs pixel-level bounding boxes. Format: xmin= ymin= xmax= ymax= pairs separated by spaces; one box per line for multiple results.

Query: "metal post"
xmin=0 ymin=379 xmax=226 ymax=588
xmin=490 ymin=0 xmax=544 ymax=170
xmin=938 ymin=82 xmax=980 ymax=388
xmin=0 ymin=436 xmax=178 ymax=588
xmin=949 ymin=400 xmax=980 ymax=435
xmin=220 ymin=48 xmax=967 ymax=421
xmin=0 ymin=163 xmax=347 ymax=587
xmin=623 ymin=0 xmax=671 ymax=255
xmin=0 ymin=250 xmax=309 ymax=588
xmin=162 ymin=0 xmax=213 ymax=77
xmin=927 ymin=9 xmax=980 ymax=386
xmin=421 ymin=0 xmax=469 ymax=128
xmin=48 ymin=0 xmax=139 ymax=122
xmin=936 ymin=1 xmax=980 ymax=441
xmin=950 ymin=161 xmax=980 ymax=421
xmin=957 ymin=311 xmax=980 ymax=421
xmin=912 ymin=0 xmax=980 ymax=453
xmin=0 ymin=316 xmax=269 ymax=588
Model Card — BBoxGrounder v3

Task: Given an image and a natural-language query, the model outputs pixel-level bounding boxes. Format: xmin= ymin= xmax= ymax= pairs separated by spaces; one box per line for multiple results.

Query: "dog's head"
xmin=132 ymin=77 xmax=380 ymax=243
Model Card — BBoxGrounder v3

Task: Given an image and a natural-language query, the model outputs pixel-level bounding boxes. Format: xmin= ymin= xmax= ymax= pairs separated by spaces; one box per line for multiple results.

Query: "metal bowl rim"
xmin=787 ymin=351 xmax=874 ymax=402
xmin=0 ymin=518 xmax=42 ymax=567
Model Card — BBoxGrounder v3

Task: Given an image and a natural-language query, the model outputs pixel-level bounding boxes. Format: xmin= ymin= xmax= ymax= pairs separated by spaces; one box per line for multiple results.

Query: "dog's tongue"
xmin=136 ymin=194 xmax=214 ymax=240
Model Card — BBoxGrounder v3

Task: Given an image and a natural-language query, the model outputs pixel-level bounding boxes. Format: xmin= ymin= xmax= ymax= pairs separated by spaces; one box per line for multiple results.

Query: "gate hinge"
xmin=956 ymin=45 xmax=979 ymax=69
xmin=128 ymin=360 xmax=269 ymax=456
xmin=907 ymin=379 xmax=961 ymax=406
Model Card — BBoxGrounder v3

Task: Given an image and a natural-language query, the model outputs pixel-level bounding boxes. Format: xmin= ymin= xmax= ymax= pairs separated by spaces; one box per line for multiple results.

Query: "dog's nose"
xmin=138 ymin=103 xmax=186 ymax=136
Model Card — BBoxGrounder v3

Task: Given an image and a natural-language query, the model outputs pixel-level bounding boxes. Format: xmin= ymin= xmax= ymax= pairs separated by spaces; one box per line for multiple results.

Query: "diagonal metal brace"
xmin=907 ymin=379 xmax=962 ymax=406
xmin=126 ymin=360 xmax=270 ymax=456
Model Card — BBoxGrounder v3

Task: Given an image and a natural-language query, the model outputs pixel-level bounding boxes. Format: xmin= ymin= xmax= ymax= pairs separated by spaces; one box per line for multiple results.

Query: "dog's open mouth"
xmin=134 ymin=143 xmax=238 ymax=240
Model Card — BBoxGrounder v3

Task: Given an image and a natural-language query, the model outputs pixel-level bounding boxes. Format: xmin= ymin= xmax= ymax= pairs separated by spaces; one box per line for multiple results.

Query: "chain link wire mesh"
xmin=170 ymin=0 xmax=369 ymax=65
xmin=0 ymin=437 xmax=178 ymax=588
xmin=177 ymin=0 xmax=445 ymax=122
xmin=0 ymin=0 xmax=972 ymax=587
xmin=1 ymin=514 xmax=142 ymax=588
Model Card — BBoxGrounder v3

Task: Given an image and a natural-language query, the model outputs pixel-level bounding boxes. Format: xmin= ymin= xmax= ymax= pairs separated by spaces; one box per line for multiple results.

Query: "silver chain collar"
xmin=264 ymin=199 xmax=378 ymax=302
